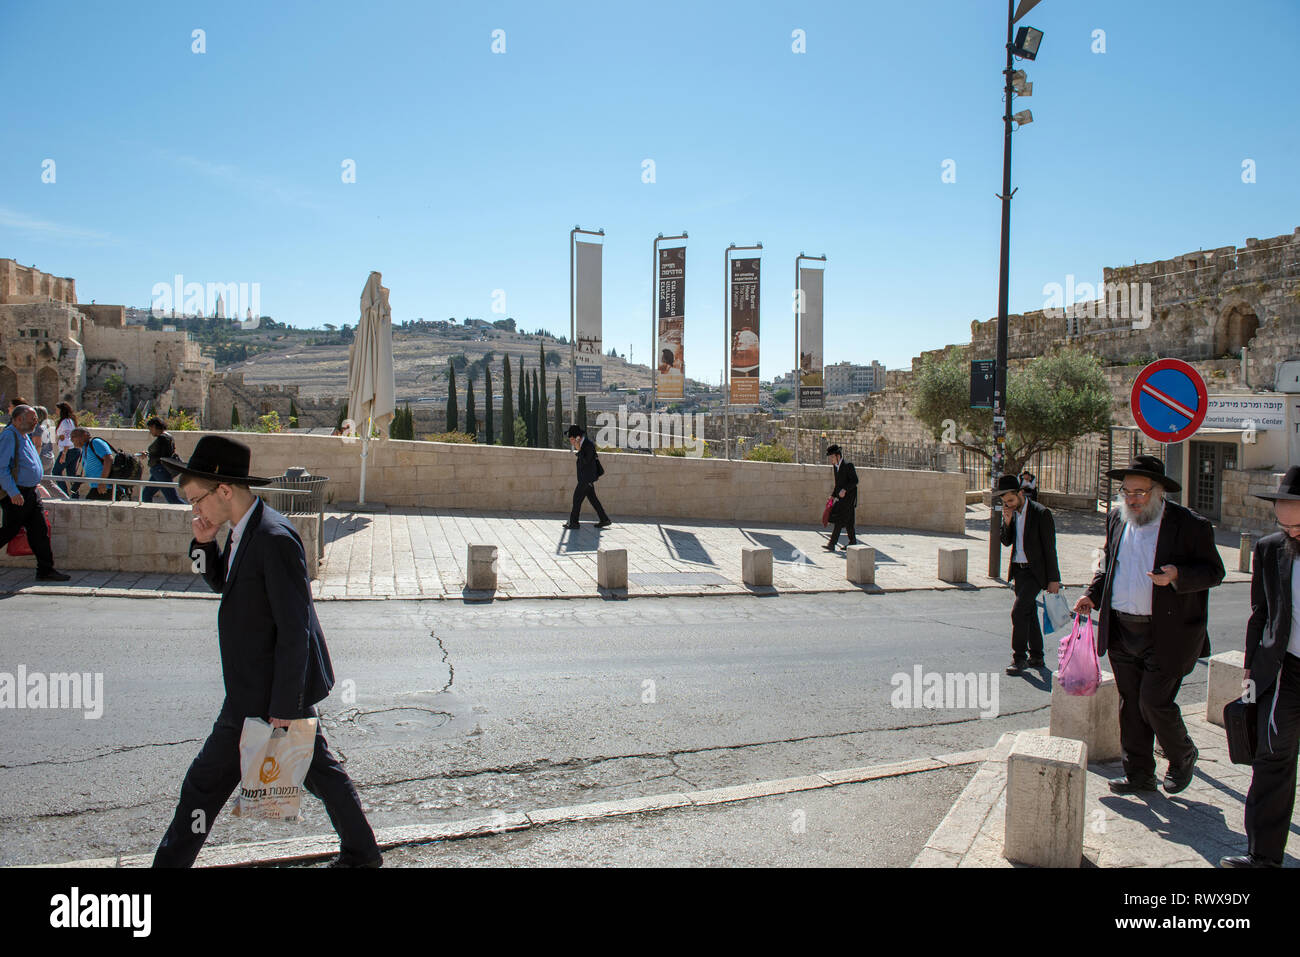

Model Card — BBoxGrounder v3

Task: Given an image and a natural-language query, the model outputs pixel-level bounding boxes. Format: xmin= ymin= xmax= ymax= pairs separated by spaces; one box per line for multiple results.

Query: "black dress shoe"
xmin=1164 ymin=746 xmax=1198 ymax=794
xmin=327 ymin=853 xmax=382 ymax=868
xmin=1219 ymin=854 xmax=1279 ymax=868
xmin=1109 ymin=775 xmax=1159 ymax=794
xmin=822 ymin=544 xmax=838 ymax=552
xmin=595 ymin=519 xmax=612 ymax=528
xmin=561 ymin=523 xmax=581 ymax=530
xmin=36 ymin=569 xmax=72 ymax=582
xmin=1026 ymin=656 xmax=1045 ymax=668
xmin=1006 ymin=661 xmax=1026 ymax=676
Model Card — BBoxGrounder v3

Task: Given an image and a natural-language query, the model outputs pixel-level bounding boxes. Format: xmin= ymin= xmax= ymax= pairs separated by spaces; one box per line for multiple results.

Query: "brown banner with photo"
xmin=729 ymin=257 xmax=759 ymax=405
xmin=657 ymin=246 xmax=685 ymax=401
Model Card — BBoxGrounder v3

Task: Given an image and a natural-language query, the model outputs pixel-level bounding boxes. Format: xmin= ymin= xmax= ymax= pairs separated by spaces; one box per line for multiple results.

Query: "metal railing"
xmin=957 ymin=444 xmax=1102 ymax=498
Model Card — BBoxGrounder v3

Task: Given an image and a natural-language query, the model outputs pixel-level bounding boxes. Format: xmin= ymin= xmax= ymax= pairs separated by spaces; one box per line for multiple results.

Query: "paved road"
xmin=0 ymin=583 xmax=1251 ymax=865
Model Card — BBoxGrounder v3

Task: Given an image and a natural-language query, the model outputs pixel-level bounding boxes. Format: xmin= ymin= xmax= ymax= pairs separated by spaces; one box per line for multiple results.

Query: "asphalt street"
xmin=0 ymin=583 xmax=1251 ymax=865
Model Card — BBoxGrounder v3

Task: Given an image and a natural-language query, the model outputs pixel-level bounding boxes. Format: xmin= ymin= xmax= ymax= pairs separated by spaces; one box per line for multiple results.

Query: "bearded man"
xmin=1074 ymin=456 xmax=1225 ymax=796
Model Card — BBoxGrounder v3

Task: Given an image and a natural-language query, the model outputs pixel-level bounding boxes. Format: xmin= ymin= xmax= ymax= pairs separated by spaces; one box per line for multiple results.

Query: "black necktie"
xmin=221 ymin=529 xmax=233 ymax=577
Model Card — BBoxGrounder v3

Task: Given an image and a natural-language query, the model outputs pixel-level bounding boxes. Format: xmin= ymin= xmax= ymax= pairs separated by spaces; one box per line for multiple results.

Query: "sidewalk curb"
xmin=32 ymin=750 xmax=991 ymax=868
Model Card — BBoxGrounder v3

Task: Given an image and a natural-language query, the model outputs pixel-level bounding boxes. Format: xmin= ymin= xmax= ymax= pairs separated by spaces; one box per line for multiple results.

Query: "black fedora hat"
xmin=1254 ymin=466 xmax=1300 ymax=503
xmin=1105 ymin=454 xmax=1181 ymax=493
xmin=825 ymin=445 xmax=842 ymax=456
xmin=161 ymin=435 xmax=271 ymax=486
xmin=993 ymin=475 xmax=1023 ymax=495
xmin=565 ymin=424 xmax=585 ymax=438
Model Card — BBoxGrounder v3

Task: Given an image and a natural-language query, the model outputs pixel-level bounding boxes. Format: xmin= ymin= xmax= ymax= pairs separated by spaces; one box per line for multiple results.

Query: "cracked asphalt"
xmin=0 ymin=584 xmax=1250 ymax=865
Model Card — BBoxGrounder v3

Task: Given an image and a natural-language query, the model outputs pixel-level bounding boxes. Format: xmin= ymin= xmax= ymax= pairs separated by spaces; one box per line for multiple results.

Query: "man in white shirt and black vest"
xmin=996 ymin=474 xmax=1061 ymax=676
xmin=1074 ymin=456 xmax=1225 ymax=796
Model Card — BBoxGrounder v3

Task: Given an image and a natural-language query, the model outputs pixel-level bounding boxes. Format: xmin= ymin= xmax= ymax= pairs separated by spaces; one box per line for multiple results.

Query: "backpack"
xmin=94 ymin=435 xmax=142 ymax=481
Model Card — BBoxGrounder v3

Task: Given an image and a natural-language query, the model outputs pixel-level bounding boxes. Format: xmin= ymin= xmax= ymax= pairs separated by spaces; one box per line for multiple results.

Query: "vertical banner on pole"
xmin=575 ymin=240 xmax=603 ymax=393
xmin=798 ymin=266 xmax=824 ymax=409
xmin=729 ymin=257 xmax=760 ymax=405
xmin=657 ymin=246 xmax=685 ymax=401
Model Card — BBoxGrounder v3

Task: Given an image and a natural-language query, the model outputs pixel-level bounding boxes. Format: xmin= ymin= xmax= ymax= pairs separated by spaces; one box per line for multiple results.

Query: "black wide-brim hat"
xmin=161 ymin=435 xmax=271 ymax=486
xmin=825 ymin=445 xmax=842 ymax=456
xmin=565 ymin=425 xmax=584 ymax=438
xmin=994 ymin=475 xmax=1023 ymax=495
xmin=1105 ymin=454 xmax=1181 ymax=493
xmin=1254 ymin=466 xmax=1300 ymax=502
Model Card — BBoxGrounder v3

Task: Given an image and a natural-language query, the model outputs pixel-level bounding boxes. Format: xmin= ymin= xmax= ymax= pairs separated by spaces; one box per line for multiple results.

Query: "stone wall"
xmin=1222 ymin=469 xmax=1286 ymax=539
xmin=0 ymin=259 xmax=76 ymax=304
xmin=0 ymin=301 xmax=87 ymax=407
xmin=88 ymin=427 xmax=968 ymax=534
xmin=0 ymin=498 xmax=320 ymax=578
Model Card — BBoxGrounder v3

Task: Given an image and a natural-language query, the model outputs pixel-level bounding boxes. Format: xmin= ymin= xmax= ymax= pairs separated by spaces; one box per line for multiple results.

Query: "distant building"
xmin=823 ymin=360 xmax=885 ymax=395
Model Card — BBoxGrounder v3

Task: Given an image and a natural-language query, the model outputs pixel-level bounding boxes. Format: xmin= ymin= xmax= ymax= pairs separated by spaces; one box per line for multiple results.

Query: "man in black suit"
xmin=823 ymin=445 xmax=859 ymax=551
xmin=563 ymin=424 xmax=611 ymax=530
xmin=1222 ymin=466 xmax=1300 ymax=867
xmin=1074 ymin=455 xmax=1225 ymax=796
xmin=152 ymin=436 xmax=381 ymax=868
xmin=996 ymin=474 xmax=1061 ymax=675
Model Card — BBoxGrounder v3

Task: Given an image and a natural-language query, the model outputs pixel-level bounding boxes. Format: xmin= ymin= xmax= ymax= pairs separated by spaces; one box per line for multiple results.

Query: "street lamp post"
xmin=988 ymin=0 xmax=1044 ymax=578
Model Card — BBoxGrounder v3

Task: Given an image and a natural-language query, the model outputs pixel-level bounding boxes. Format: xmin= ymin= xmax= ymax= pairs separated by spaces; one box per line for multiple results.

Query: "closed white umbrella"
xmin=346 ymin=271 xmax=395 ymax=506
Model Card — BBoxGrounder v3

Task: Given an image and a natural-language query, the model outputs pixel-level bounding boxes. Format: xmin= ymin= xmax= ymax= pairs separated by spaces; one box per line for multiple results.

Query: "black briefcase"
xmin=1223 ymin=697 xmax=1258 ymax=765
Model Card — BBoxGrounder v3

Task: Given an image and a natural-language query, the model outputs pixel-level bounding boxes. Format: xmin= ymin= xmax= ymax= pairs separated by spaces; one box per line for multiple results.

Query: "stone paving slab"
xmin=0 ymin=503 xmax=1252 ymax=602
xmin=913 ymin=714 xmax=1300 ymax=868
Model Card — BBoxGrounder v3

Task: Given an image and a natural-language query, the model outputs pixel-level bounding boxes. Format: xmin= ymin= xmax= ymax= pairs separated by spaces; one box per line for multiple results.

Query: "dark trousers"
xmin=1108 ymin=614 xmax=1195 ymax=780
xmin=52 ymin=448 xmax=80 ymax=497
xmin=828 ymin=506 xmax=856 ymax=547
xmin=0 ymin=487 xmax=55 ymax=574
xmin=1245 ymin=654 xmax=1300 ymax=864
xmin=141 ymin=464 xmax=183 ymax=505
xmin=1009 ymin=565 xmax=1043 ymax=663
xmin=569 ymin=482 xmax=609 ymax=525
xmin=153 ymin=708 xmax=379 ymax=868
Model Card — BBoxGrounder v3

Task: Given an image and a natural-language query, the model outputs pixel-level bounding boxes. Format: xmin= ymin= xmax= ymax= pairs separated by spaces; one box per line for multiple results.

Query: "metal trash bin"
xmin=265 ymin=467 xmax=329 ymax=561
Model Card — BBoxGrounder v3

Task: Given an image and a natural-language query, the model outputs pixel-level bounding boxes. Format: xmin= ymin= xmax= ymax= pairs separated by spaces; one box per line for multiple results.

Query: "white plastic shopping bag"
xmin=231 ymin=716 xmax=317 ymax=822
xmin=1040 ymin=590 xmax=1073 ymax=635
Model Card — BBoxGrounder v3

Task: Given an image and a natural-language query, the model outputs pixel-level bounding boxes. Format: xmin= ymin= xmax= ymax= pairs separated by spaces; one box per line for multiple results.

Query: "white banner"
xmin=575 ymin=240 xmax=603 ymax=393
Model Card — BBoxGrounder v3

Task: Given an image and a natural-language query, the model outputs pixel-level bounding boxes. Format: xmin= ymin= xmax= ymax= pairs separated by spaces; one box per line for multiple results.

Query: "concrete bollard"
xmin=1049 ymin=671 xmax=1121 ymax=762
xmin=466 ymin=544 xmax=498 ymax=591
xmin=938 ymin=547 xmax=967 ymax=584
xmin=1004 ymin=733 xmax=1088 ymax=868
xmin=845 ymin=544 xmax=875 ymax=585
xmin=1206 ymin=650 xmax=1248 ymax=728
xmin=742 ymin=546 xmax=773 ymax=587
xmin=1239 ymin=533 xmax=1252 ymax=574
xmin=597 ymin=547 xmax=628 ymax=590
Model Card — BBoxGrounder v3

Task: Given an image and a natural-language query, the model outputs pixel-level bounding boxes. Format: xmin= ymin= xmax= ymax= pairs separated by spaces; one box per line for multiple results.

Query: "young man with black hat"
xmin=823 ymin=445 xmax=858 ymax=551
xmin=996 ymin=473 xmax=1061 ymax=675
xmin=1222 ymin=466 xmax=1300 ymax=867
xmin=1074 ymin=455 xmax=1225 ymax=796
xmin=564 ymin=424 xmax=611 ymax=530
xmin=152 ymin=435 xmax=381 ymax=868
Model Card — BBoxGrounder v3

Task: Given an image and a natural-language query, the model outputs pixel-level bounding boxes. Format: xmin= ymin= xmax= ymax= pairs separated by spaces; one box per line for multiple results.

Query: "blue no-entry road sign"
xmin=1130 ymin=358 xmax=1208 ymax=444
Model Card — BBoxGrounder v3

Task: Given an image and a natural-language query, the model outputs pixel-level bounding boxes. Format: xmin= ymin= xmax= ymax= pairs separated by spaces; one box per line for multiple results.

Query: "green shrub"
xmin=743 ymin=443 xmax=793 ymax=463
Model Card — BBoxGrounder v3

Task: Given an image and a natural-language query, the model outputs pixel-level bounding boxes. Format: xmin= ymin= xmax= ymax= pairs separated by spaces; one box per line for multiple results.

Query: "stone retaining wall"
xmin=86 ymin=427 xmax=967 ymax=534
xmin=1222 ymin=468 xmax=1285 ymax=538
xmin=0 ymin=498 xmax=320 ymax=578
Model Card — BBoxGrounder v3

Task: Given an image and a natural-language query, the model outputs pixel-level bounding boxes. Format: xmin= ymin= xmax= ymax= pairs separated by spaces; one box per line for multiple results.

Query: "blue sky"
xmin=2 ymin=0 xmax=1297 ymax=383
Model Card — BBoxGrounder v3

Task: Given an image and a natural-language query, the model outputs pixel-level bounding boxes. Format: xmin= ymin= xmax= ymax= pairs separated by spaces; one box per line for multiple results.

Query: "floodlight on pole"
xmin=1011 ymin=109 xmax=1033 ymax=126
xmin=1012 ymin=25 xmax=1043 ymax=59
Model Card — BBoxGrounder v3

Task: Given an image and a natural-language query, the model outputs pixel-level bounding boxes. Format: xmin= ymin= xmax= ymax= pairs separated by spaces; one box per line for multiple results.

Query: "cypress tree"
xmin=553 ymin=375 xmax=564 ymax=448
xmin=465 ymin=377 xmax=477 ymax=438
xmin=501 ymin=357 xmax=514 ymax=446
xmin=539 ymin=363 xmax=549 ymax=448
xmin=484 ymin=366 xmax=495 ymax=445
xmin=577 ymin=394 xmax=588 ymax=435
xmin=446 ymin=360 xmax=458 ymax=432
xmin=289 ymin=397 xmax=299 ymax=428
xmin=336 ymin=401 xmax=347 ymax=430
xmin=231 ymin=405 xmax=240 ymax=428
xmin=531 ymin=371 xmax=540 ymax=447
xmin=518 ymin=359 xmax=528 ymax=442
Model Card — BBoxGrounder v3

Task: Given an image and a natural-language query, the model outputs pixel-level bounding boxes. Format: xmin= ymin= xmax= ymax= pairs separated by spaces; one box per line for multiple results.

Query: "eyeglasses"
xmin=1278 ymin=520 xmax=1300 ymax=533
xmin=1119 ymin=487 xmax=1154 ymax=499
xmin=186 ymin=487 xmax=217 ymax=508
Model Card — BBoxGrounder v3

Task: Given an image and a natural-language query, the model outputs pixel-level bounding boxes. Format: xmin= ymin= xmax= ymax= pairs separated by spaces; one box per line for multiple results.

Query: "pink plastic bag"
xmin=1057 ymin=615 xmax=1101 ymax=696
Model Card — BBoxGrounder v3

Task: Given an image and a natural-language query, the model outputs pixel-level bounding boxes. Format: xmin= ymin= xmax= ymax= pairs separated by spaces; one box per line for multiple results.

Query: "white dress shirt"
xmin=226 ymin=499 xmax=258 ymax=568
xmin=1013 ymin=496 xmax=1029 ymax=563
xmin=1111 ymin=503 xmax=1164 ymax=615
